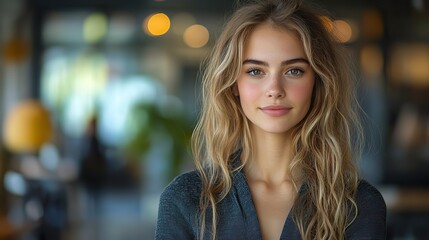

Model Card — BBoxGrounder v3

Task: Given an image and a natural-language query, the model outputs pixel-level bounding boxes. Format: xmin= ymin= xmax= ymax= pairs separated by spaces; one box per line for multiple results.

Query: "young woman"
xmin=156 ymin=0 xmax=386 ymax=239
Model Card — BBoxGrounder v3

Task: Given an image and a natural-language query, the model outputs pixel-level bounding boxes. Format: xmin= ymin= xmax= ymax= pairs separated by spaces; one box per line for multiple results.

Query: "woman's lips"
xmin=259 ymin=106 xmax=291 ymax=117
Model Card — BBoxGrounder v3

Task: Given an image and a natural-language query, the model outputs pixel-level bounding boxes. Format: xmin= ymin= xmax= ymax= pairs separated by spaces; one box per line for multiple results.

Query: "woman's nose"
xmin=266 ymin=75 xmax=285 ymax=98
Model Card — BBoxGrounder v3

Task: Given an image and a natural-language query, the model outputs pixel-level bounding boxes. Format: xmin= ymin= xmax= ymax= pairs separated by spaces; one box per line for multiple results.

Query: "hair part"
xmin=192 ymin=0 xmax=362 ymax=239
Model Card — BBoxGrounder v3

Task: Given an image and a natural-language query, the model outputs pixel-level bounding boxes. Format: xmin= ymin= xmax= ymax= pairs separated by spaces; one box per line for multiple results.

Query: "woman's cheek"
xmin=288 ymin=81 xmax=314 ymax=103
xmin=238 ymin=81 xmax=259 ymax=99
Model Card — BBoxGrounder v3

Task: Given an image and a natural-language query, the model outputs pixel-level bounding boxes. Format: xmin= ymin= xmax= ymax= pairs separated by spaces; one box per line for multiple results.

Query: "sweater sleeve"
xmin=155 ymin=171 xmax=200 ymax=240
xmin=346 ymin=180 xmax=387 ymax=240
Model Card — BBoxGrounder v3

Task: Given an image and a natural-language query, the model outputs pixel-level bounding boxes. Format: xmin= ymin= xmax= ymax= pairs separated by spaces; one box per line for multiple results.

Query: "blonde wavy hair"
xmin=192 ymin=0 xmax=362 ymax=239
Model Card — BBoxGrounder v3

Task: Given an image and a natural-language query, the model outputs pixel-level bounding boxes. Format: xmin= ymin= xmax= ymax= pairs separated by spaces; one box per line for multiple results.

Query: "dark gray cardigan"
xmin=155 ymin=170 xmax=386 ymax=239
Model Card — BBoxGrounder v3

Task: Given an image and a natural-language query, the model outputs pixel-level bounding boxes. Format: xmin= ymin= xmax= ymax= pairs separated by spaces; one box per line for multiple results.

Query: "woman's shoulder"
xmin=159 ymin=170 xmax=202 ymax=205
xmin=356 ymin=179 xmax=386 ymax=209
xmin=156 ymin=171 xmax=202 ymax=238
xmin=346 ymin=179 xmax=387 ymax=239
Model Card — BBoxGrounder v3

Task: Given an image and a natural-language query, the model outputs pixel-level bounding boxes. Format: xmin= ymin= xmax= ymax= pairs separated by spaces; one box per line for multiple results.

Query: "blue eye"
xmin=247 ymin=68 xmax=264 ymax=76
xmin=286 ymin=68 xmax=304 ymax=76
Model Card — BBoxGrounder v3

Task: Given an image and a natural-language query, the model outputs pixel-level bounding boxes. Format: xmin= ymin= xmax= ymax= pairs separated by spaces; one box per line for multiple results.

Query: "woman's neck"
xmin=244 ymin=128 xmax=295 ymax=186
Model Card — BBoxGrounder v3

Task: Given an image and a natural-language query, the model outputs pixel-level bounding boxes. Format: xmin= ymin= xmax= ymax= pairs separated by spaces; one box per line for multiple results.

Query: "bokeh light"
xmin=183 ymin=24 xmax=209 ymax=48
xmin=3 ymin=100 xmax=53 ymax=153
xmin=83 ymin=13 xmax=108 ymax=43
xmin=144 ymin=13 xmax=170 ymax=36
xmin=389 ymin=43 xmax=429 ymax=87
xmin=4 ymin=171 xmax=27 ymax=196
xmin=333 ymin=20 xmax=353 ymax=43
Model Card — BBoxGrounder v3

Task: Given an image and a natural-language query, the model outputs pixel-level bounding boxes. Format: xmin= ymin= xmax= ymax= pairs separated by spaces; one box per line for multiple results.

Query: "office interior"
xmin=0 ymin=0 xmax=428 ymax=239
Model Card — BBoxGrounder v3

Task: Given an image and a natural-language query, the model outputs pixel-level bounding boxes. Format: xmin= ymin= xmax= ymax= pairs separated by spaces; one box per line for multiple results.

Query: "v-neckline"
xmin=234 ymin=170 xmax=305 ymax=240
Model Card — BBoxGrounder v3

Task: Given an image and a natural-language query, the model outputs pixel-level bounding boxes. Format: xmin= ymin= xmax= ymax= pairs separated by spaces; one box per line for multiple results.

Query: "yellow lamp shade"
xmin=3 ymin=100 xmax=53 ymax=153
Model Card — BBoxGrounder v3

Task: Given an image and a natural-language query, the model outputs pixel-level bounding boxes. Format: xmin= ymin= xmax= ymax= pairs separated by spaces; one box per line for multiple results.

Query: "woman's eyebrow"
xmin=242 ymin=59 xmax=269 ymax=66
xmin=242 ymin=58 xmax=309 ymax=66
xmin=281 ymin=58 xmax=309 ymax=65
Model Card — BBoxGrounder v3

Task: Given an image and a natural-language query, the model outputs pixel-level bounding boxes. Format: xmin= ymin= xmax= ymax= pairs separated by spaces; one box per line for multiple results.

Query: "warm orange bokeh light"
xmin=144 ymin=13 xmax=170 ymax=36
xmin=333 ymin=20 xmax=353 ymax=43
xmin=389 ymin=44 xmax=429 ymax=87
xmin=183 ymin=24 xmax=209 ymax=48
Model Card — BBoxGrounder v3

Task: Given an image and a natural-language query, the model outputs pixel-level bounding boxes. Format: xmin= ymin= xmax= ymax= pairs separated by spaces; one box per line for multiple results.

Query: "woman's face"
xmin=236 ymin=23 xmax=315 ymax=136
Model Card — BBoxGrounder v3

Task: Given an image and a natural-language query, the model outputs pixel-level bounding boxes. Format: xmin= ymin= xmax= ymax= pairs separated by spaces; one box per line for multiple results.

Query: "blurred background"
xmin=0 ymin=0 xmax=428 ymax=239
